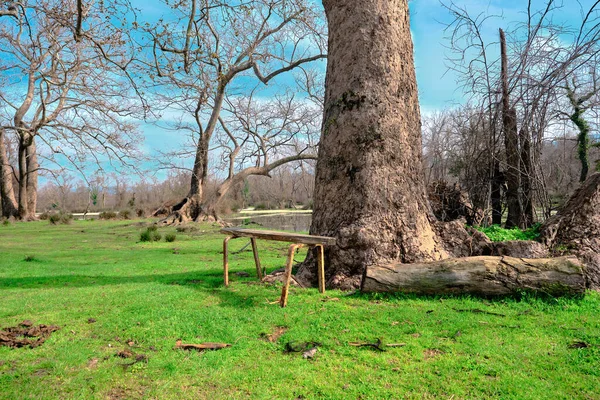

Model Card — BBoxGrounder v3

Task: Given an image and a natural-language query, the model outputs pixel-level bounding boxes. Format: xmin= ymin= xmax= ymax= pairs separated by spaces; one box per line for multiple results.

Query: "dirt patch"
xmin=423 ymin=348 xmax=445 ymax=360
xmin=0 ymin=321 xmax=60 ymax=348
xmin=260 ymin=326 xmax=288 ymax=343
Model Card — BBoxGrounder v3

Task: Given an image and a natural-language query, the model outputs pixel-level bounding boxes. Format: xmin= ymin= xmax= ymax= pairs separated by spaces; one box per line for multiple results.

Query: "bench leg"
xmin=316 ymin=244 xmax=326 ymax=294
xmin=250 ymin=238 xmax=263 ymax=280
xmin=280 ymin=244 xmax=303 ymax=308
xmin=223 ymin=236 xmax=231 ymax=287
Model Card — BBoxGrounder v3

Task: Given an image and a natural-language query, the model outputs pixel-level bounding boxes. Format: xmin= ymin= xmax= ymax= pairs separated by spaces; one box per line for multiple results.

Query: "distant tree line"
xmin=35 ymin=164 xmax=315 ymax=216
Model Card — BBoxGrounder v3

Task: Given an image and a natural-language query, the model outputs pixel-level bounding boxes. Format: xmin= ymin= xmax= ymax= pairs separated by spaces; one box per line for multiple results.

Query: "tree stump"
xmin=540 ymin=173 xmax=600 ymax=289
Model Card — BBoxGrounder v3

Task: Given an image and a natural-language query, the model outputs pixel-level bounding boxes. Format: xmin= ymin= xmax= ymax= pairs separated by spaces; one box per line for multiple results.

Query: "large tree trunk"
xmin=297 ymin=0 xmax=449 ymax=289
xmin=361 ymin=256 xmax=586 ymax=296
xmin=0 ymin=128 xmax=18 ymax=218
xmin=500 ymin=29 xmax=523 ymax=229
xmin=160 ymin=136 xmax=211 ymax=224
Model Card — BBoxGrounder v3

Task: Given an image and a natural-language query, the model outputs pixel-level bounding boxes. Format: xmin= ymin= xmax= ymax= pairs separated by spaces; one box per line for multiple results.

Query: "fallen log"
xmin=361 ymin=256 xmax=586 ymax=296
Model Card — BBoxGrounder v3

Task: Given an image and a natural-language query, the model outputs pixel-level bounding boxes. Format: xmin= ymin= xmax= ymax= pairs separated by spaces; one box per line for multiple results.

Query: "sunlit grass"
xmin=0 ymin=220 xmax=598 ymax=399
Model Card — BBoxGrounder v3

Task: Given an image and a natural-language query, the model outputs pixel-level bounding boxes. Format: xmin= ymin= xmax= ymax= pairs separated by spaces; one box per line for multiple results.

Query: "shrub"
xmin=140 ymin=230 xmax=152 ymax=242
xmin=2 ymin=219 xmax=10 ymax=226
xmin=151 ymin=231 xmax=162 ymax=242
xmin=475 ymin=223 xmax=541 ymax=242
xmin=48 ymin=211 xmax=73 ymax=225
xmin=302 ymin=200 xmax=314 ymax=210
xmin=99 ymin=211 xmax=117 ymax=220
xmin=136 ymin=209 xmax=145 ymax=218
xmin=254 ymin=202 xmax=269 ymax=210
xmin=176 ymin=226 xmax=199 ymax=233
xmin=140 ymin=225 xmax=162 ymax=242
xmin=118 ymin=210 xmax=131 ymax=220
xmin=39 ymin=212 xmax=50 ymax=220
xmin=165 ymin=233 xmax=177 ymax=242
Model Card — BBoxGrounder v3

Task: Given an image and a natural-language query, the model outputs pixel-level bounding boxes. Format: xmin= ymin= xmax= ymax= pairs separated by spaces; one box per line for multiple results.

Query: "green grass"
xmin=0 ymin=220 xmax=599 ymax=399
xmin=474 ymin=223 xmax=542 ymax=242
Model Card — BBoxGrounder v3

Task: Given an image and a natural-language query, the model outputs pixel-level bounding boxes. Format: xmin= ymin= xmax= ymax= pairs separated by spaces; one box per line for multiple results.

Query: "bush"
xmin=254 ymin=202 xmax=271 ymax=210
xmin=48 ymin=212 xmax=73 ymax=225
xmin=176 ymin=225 xmax=198 ymax=233
xmin=118 ymin=210 xmax=131 ymax=220
xmin=39 ymin=212 xmax=50 ymax=220
xmin=136 ymin=209 xmax=145 ymax=218
xmin=151 ymin=231 xmax=162 ymax=242
xmin=140 ymin=225 xmax=162 ymax=242
xmin=99 ymin=211 xmax=117 ymax=220
xmin=140 ymin=230 xmax=152 ymax=242
xmin=475 ymin=223 xmax=541 ymax=242
xmin=165 ymin=233 xmax=177 ymax=242
xmin=2 ymin=219 xmax=10 ymax=226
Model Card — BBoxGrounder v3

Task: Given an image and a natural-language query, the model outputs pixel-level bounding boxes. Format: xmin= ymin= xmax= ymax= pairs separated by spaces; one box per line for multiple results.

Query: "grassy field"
xmin=0 ymin=220 xmax=599 ymax=399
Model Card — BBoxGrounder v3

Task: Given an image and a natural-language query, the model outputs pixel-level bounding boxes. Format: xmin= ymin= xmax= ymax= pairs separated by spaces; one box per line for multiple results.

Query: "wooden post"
xmin=280 ymin=244 xmax=303 ymax=307
xmin=250 ymin=238 xmax=262 ymax=280
xmin=316 ymin=244 xmax=325 ymax=294
xmin=223 ymin=236 xmax=231 ymax=286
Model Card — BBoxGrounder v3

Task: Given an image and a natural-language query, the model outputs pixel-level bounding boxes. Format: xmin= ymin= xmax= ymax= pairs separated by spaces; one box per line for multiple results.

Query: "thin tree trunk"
xmin=500 ymin=28 xmax=522 ymax=229
xmin=519 ymin=125 xmax=534 ymax=226
xmin=491 ymin=160 xmax=503 ymax=225
xmin=17 ymin=136 xmax=28 ymax=219
xmin=26 ymin=136 xmax=38 ymax=219
xmin=297 ymin=0 xmax=449 ymax=288
xmin=0 ymin=128 xmax=18 ymax=218
xmin=568 ymin=99 xmax=591 ymax=183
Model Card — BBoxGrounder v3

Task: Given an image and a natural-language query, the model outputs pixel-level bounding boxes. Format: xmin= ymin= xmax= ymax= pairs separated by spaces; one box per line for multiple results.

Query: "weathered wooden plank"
xmin=220 ymin=228 xmax=336 ymax=245
xmin=361 ymin=256 xmax=586 ymax=296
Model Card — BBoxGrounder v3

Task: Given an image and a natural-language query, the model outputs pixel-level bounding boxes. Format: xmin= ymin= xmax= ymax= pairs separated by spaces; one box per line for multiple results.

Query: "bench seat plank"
xmin=220 ymin=228 xmax=336 ymax=246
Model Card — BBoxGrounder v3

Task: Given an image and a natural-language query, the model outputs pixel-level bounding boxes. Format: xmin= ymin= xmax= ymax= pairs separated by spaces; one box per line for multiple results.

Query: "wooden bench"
xmin=220 ymin=228 xmax=336 ymax=307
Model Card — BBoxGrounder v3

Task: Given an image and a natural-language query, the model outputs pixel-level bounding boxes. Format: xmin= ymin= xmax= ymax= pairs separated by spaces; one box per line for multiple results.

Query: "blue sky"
xmin=137 ymin=0 xmax=594 ymax=139
xmin=410 ymin=0 xmax=597 ymax=113
xmin=44 ymin=0 xmax=597 ymax=183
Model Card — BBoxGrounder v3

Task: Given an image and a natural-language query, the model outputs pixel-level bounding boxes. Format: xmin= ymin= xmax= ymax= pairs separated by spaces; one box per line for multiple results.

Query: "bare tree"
xmin=442 ymin=0 xmax=600 ymax=227
xmin=207 ymin=84 xmax=321 ymax=212
xmin=0 ymin=0 xmax=144 ymax=219
xmin=144 ymin=0 xmax=326 ymax=223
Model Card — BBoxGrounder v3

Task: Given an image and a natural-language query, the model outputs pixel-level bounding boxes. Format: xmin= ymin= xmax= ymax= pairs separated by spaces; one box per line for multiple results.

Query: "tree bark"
xmin=0 ymin=128 xmax=18 ymax=218
xmin=361 ymin=256 xmax=586 ymax=296
xmin=500 ymin=29 xmax=523 ymax=229
xmin=297 ymin=0 xmax=449 ymax=288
